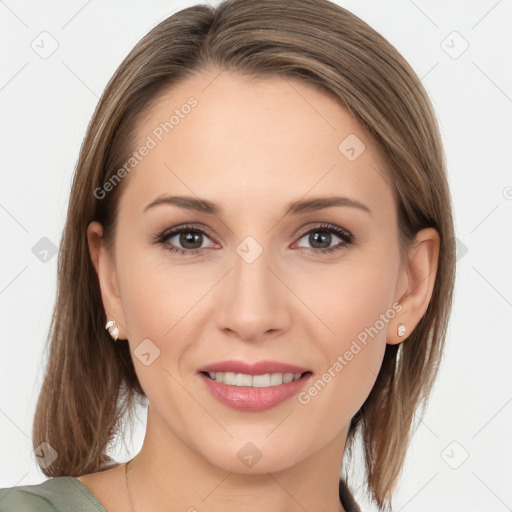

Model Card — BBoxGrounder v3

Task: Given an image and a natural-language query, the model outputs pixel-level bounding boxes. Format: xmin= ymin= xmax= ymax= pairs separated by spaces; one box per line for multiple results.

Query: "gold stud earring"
xmin=105 ymin=320 xmax=119 ymax=342
xmin=397 ymin=323 xmax=406 ymax=337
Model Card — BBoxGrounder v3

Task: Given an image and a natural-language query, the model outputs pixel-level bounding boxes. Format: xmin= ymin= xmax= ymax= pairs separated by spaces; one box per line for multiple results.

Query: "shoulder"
xmin=0 ymin=476 xmax=106 ymax=512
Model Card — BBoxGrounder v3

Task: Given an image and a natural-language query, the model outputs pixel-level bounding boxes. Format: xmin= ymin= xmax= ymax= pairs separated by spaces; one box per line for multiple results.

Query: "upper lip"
xmin=198 ymin=360 xmax=311 ymax=375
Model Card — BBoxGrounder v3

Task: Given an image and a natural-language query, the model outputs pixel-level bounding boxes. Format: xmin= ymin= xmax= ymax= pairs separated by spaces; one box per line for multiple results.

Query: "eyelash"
xmin=151 ymin=223 xmax=355 ymax=256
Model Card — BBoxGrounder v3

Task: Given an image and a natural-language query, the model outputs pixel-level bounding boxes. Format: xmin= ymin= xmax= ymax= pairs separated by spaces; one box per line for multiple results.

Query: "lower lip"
xmin=199 ymin=372 xmax=312 ymax=411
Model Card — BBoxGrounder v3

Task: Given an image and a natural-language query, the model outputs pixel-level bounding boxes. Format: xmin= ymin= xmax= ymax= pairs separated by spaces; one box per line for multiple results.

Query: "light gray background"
xmin=1 ymin=1 xmax=511 ymax=510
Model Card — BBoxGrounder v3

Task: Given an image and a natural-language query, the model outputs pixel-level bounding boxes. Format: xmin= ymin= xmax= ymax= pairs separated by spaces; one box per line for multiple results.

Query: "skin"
xmin=83 ymin=67 xmax=439 ymax=512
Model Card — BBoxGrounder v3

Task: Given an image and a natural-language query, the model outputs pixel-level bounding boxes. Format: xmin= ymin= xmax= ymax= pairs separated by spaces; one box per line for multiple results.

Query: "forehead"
xmin=120 ymin=68 xmax=392 ymax=218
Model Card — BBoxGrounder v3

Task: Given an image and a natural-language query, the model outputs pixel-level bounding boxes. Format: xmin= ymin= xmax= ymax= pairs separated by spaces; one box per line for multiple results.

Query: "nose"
xmin=214 ymin=242 xmax=291 ymax=343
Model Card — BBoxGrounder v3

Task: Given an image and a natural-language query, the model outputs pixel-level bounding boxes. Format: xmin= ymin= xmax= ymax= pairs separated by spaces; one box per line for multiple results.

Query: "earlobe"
xmin=388 ymin=227 xmax=440 ymax=345
xmin=86 ymin=221 xmax=128 ymax=340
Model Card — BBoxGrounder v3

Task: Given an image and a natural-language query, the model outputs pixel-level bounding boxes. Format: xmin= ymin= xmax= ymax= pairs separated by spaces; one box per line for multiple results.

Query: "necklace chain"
xmin=125 ymin=459 xmax=136 ymax=512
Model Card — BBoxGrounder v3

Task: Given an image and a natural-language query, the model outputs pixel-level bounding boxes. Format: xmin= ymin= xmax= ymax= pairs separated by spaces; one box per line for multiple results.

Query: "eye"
xmin=294 ymin=223 xmax=354 ymax=254
xmin=151 ymin=222 xmax=355 ymax=256
xmin=151 ymin=224 xmax=217 ymax=255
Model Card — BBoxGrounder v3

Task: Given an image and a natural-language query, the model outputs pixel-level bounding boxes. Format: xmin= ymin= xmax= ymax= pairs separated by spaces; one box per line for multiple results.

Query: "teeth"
xmin=207 ymin=371 xmax=303 ymax=387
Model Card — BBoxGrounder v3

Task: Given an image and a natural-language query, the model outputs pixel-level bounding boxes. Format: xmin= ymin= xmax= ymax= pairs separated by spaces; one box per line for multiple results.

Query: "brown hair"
xmin=32 ymin=0 xmax=456 ymax=508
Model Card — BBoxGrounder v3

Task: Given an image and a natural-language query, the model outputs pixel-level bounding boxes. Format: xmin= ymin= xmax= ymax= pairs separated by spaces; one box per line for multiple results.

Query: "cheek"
xmin=116 ymin=246 xmax=217 ymax=386
xmin=291 ymin=247 xmax=398 ymax=341
xmin=297 ymin=285 xmax=393 ymax=430
xmin=115 ymin=235 xmax=199 ymax=334
xmin=115 ymin=255 xmax=200 ymax=412
xmin=293 ymin=253 xmax=397 ymax=418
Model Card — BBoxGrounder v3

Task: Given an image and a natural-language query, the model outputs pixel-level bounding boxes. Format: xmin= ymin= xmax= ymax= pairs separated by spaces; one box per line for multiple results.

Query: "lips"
xmin=197 ymin=359 xmax=310 ymax=375
xmin=197 ymin=359 xmax=313 ymax=411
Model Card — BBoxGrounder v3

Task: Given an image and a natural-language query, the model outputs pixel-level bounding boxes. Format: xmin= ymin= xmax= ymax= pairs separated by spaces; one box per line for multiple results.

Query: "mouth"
xmin=200 ymin=370 xmax=312 ymax=388
xmin=197 ymin=362 xmax=313 ymax=411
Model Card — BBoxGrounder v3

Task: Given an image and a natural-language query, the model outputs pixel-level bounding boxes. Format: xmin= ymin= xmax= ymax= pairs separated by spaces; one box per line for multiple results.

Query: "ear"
xmin=87 ymin=221 xmax=128 ymax=340
xmin=388 ymin=227 xmax=440 ymax=345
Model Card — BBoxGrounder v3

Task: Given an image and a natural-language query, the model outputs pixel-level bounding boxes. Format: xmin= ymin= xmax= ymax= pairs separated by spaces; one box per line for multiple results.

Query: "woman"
xmin=0 ymin=0 xmax=455 ymax=510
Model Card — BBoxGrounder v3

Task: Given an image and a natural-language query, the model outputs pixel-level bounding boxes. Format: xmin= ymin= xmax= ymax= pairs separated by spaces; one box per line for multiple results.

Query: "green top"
xmin=0 ymin=477 xmax=105 ymax=512
xmin=0 ymin=475 xmax=361 ymax=511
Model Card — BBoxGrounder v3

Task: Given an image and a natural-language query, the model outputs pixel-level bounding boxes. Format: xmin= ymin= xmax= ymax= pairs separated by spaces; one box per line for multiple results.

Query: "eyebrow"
xmin=143 ymin=194 xmax=372 ymax=216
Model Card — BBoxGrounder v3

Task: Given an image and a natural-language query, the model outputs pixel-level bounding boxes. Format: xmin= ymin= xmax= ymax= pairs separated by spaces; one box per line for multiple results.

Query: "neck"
xmin=125 ymin=405 xmax=348 ymax=512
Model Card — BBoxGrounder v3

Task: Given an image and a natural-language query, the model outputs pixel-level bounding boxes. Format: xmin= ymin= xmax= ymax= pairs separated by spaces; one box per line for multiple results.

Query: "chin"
xmin=198 ymin=435 xmax=307 ymax=475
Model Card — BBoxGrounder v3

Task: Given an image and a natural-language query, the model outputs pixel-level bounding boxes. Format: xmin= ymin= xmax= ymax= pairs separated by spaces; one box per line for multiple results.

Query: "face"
xmin=91 ymin=68 xmax=409 ymax=474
